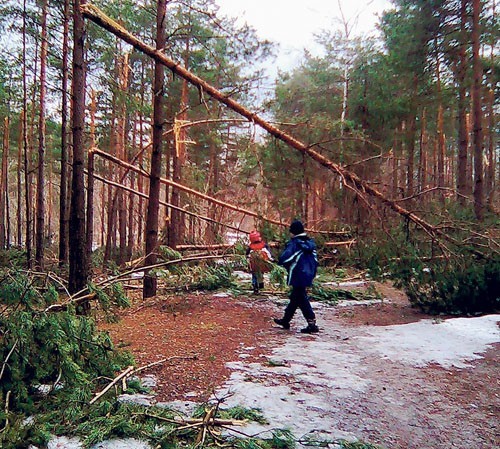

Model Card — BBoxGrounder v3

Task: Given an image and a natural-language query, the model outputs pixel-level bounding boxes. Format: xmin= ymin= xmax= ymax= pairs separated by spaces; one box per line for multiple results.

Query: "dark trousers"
xmin=283 ymin=286 xmax=315 ymax=322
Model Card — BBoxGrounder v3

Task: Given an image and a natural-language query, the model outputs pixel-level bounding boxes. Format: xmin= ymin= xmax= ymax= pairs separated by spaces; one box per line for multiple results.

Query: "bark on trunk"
xmin=143 ymin=0 xmax=167 ymax=298
xmin=0 ymin=117 xmax=9 ymax=249
xmin=456 ymin=0 xmax=469 ymax=205
xmin=69 ymin=0 xmax=89 ymax=300
xmin=472 ymin=0 xmax=484 ymax=220
xmin=22 ymin=0 xmax=32 ymax=267
xmin=35 ymin=0 xmax=48 ymax=268
xmin=59 ymin=0 xmax=71 ymax=266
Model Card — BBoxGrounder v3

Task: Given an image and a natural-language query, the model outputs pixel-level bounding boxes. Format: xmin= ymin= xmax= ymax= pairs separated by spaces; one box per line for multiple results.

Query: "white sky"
xmin=215 ymin=0 xmax=393 ymax=74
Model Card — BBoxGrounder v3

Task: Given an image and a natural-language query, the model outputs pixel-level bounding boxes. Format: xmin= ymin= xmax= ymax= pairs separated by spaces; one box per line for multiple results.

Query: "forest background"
xmin=0 ymin=0 xmax=498 ymax=303
xmin=0 ymin=0 xmax=498 ymax=447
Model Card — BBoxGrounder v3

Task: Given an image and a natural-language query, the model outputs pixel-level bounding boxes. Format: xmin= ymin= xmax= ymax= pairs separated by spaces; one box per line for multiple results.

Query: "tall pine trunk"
xmin=17 ymin=113 xmax=23 ymax=246
xmin=456 ymin=0 xmax=469 ymax=205
xmin=471 ymin=0 xmax=484 ymax=220
xmin=144 ymin=0 xmax=167 ymax=298
xmin=69 ymin=0 xmax=89 ymax=297
xmin=59 ymin=0 xmax=71 ymax=266
xmin=35 ymin=0 xmax=48 ymax=267
xmin=0 ymin=117 xmax=9 ymax=249
xmin=22 ymin=0 xmax=32 ymax=267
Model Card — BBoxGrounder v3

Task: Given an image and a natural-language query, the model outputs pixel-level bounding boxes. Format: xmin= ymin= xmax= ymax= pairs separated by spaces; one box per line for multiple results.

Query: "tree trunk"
xmin=486 ymin=0 xmax=496 ymax=211
xmin=17 ymin=113 xmax=23 ymax=246
xmin=59 ymin=0 xmax=71 ymax=266
xmin=86 ymin=89 xmax=97 ymax=258
xmin=69 ymin=0 xmax=89 ymax=299
xmin=0 ymin=117 xmax=9 ymax=249
xmin=117 ymin=53 xmax=130 ymax=265
xmin=35 ymin=0 xmax=48 ymax=268
xmin=392 ymin=126 xmax=400 ymax=198
xmin=435 ymin=47 xmax=446 ymax=204
xmin=143 ymin=0 xmax=167 ymax=298
xmin=418 ymin=108 xmax=428 ymax=193
xmin=22 ymin=0 xmax=32 ymax=268
xmin=471 ymin=0 xmax=484 ymax=220
xmin=456 ymin=0 xmax=469 ymax=205
xmin=406 ymin=114 xmax=416 ymax=197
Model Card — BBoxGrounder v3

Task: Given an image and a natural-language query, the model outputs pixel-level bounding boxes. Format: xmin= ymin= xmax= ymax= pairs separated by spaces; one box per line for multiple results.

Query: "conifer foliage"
xmin=0 ymin=270 xmax=133 ymax=446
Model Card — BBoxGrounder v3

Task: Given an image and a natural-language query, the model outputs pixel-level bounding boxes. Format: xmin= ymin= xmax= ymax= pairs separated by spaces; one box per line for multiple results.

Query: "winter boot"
xmin=259 ymin=282 xmax=264 ymax=290
xmin=300 ymin=319 xmax=319 ymax=334
xmin=253 ymin=286 xmax=259 ymax=294
xmin=273 ymin=318 xmax=290 ymax=330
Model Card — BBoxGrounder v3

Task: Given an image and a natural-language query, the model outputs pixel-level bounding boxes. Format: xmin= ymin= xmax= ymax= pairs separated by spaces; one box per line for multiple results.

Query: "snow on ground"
xmin=214 ymin=313 xmax=500 ymax=444
xmin=356 ymin=314 xmax=500 ymax=368
xmin=43 ymin=305 xmax=500 ymax=448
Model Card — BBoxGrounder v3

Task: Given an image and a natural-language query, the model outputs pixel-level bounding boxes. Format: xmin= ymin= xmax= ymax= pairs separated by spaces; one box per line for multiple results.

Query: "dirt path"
xmin=103 ymin=284 xmax=500 ymax=449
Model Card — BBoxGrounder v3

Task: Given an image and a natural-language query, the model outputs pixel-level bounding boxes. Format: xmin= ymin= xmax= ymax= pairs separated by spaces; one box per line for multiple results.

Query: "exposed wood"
xmin=86 ymin=91 xmax=97 ymax=258
xmin=89 ymin=365 xmax=134 ymax=405
xmin=0 ymin=390 xmax=11 ymax=433
xmin=80 ymin=4 xmax=465 ymax=252
xmin=17 ymin=114 xmax=23 ymax=246
xmin=324 ymin=240 xmax=356 ymax=247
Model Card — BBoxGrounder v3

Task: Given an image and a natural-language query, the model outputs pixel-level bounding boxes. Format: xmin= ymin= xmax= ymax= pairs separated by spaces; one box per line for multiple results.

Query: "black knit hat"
xmin=289 ymin=219 xmax=304 ymax=235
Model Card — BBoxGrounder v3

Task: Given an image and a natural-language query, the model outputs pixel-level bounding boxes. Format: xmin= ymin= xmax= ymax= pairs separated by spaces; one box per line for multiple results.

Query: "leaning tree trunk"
xmin=143 ymin=0 xmax=167 ymax=298
xmin=471 ymin=0 xmax=484 ymax=220
xmin=35 ymin=0 xmax=48 ymax=268
xmin=69 ymin=0 xmax=89 ymax=300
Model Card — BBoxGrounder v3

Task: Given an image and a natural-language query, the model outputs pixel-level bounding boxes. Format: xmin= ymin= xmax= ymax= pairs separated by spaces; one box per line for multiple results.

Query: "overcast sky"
xmin=215 ymin=0 xmax=393 ymax=74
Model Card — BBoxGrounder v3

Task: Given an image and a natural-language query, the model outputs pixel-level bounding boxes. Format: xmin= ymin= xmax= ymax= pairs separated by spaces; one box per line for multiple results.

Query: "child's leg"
xmin=251 ymin=273 xmax=258 ymax=291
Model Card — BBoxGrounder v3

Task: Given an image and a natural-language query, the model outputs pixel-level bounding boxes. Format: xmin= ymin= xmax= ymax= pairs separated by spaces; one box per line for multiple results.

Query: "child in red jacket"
xmin=246 ymin=230 xmax=273 ymax=294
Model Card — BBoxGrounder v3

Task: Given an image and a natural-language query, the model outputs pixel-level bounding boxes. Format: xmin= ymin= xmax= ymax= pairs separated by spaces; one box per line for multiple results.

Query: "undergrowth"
xmin=348 ymin=220 xmax=500 ymax=315
xmin=310 ymin=283 xmax=381 ymax=305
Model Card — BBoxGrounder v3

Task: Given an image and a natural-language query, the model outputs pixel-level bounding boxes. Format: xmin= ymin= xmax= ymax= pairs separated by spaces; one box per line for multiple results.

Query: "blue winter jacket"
xmin=278 ymin=234 xmax=318 ymax=287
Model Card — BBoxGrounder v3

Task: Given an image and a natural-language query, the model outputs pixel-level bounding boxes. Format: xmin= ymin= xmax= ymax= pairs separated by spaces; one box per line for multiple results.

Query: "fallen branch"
xmin=324 ymin=240 xmax=356 ymax=247
xmin=92 ymin=172 xmax=248 ymax=236
xmin=89 ymin=365 xmax=134 ymax=405
xmin=43 ymin=254 xmax=236 ymax=313
xmin=0 ymin=339 xmax=18 ymax=382
xmin=94 ymin=147 xmax=332 ymax=235
xmin=0 ymin=390 xmax=11 ymax=433
xmin=128 ymin=354 xmax=199 ymax=378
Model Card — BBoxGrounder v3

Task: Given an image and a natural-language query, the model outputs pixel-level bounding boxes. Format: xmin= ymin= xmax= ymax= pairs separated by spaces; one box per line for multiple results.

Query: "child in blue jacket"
xmin=274 ymin=220 xmax=319 ymax=333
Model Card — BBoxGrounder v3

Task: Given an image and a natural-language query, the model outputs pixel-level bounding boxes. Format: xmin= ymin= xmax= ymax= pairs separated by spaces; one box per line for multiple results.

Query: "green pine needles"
xmin=0 ymin=270 xmax=134 ymax=447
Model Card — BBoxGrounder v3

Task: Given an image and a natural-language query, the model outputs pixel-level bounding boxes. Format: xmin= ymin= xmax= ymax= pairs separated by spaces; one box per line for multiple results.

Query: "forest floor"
xmin=101 ymin=276 xmax=500 ymax=449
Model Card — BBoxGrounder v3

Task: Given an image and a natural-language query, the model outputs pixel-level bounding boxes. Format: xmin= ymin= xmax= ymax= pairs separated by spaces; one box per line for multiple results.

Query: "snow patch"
xmin=356 ymin=314 xmax=500 ymax=368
